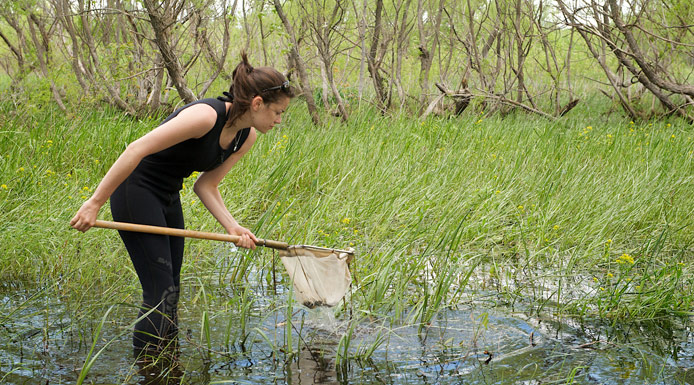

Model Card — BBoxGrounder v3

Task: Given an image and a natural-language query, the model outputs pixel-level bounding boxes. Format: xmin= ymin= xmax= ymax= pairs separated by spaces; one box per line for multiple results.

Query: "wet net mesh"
xmin=279 ymin=246 xmax=353 ymax=308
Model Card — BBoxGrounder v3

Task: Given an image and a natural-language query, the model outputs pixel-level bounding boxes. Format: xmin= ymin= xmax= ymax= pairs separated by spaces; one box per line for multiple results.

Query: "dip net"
xmin=279 ymin=246 xmax=354 ymax=308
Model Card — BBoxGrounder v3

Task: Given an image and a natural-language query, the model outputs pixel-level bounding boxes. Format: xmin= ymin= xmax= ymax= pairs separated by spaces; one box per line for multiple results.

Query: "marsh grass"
xmin=1 ymin=98 xmax=693 ymax=380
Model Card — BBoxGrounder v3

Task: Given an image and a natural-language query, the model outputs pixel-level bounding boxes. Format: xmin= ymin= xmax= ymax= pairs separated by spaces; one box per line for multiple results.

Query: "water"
xmin=1 ymin=283 xmax=693 ymax=384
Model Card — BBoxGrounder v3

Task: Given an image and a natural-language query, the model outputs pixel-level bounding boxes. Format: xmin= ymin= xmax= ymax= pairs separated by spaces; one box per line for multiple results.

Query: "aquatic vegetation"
xmin=1 ymin=102 xmax=693 ymax=382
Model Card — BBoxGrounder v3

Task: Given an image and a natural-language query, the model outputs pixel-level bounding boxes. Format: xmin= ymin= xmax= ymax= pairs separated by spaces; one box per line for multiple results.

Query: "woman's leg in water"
xmin=110 ymin=179 xmax=184 ymax=355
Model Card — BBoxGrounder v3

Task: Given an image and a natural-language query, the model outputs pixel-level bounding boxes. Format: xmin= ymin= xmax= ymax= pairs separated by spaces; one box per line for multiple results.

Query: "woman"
xmin=70 ymin=53 xmax=294 ymax=357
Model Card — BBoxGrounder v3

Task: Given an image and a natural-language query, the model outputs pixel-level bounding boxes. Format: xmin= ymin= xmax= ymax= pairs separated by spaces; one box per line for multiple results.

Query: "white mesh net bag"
xmin=279 ymin=246 xmax=354 ymax=308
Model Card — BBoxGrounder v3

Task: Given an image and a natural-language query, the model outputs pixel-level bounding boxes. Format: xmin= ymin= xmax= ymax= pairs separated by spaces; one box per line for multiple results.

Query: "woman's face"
xmin=253 ymin=96 xmax=290 ymax=134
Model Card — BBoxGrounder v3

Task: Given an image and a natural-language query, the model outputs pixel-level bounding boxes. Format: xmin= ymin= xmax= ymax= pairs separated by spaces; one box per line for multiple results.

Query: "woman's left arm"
xmin=193 ymin=128 xmax=258 ymax=249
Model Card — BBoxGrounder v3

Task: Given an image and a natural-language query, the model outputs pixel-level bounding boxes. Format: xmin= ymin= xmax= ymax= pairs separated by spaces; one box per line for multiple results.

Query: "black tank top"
xmin=130 ymin=98 xmax=251 ymax=195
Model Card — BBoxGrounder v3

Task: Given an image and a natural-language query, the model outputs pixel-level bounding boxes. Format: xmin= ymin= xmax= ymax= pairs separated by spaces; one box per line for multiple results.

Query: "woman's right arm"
xmin=70 ymin=104 xmax=218 ymax=232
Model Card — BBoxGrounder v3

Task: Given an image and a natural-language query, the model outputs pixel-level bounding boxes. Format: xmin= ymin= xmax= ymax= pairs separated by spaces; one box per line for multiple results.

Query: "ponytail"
xmin=224 ymin=52 xmax=294 ymax=126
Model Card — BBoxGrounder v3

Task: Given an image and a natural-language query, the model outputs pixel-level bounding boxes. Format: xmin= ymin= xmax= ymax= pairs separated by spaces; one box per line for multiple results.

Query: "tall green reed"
xmin=2 ymin=100 xmax=692 ymax=326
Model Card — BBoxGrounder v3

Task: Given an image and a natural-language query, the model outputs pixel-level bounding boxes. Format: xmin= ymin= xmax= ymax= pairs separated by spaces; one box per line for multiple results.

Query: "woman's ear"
xmin=251 ymin=95 xmax=264 ymax=111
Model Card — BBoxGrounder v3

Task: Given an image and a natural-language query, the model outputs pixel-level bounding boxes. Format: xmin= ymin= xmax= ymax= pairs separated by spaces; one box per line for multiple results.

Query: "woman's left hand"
xmin=228 ymin=224 xmax=258 ymax=249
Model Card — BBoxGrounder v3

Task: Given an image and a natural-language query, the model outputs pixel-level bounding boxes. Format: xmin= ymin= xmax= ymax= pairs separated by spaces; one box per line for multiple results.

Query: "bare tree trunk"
xmin=241 ymin=0 xmax=251 ymax=51
xmin=26 ymin=14 xmax=66 ymax=112
xmin=299 ymin=0 xmax=349 ymax=121
xmin=393 ymin=0 xmax=414 ymax=105
xmin=355 ymin=0 xmax=368 ymax=102
xmin=318 ymin=56 xmax=331 ymax=108
xmin=416 ymin=0 xmax=444 ymax=110
xmin=272 ymin=0 xmax=320 ymax=125
xmin=557 ymin=0 xmax=637 ymax=119
xmin=533 ymin=0 xmax=564 ymax=115
xmin=192 ymin=0 xmax=234 ymax=99
xmin=607 ymin=0 xmax=694 ymax=98
xmin=597 ymin=1 xmax=684 ymax=119
xmin=367 ymin=0 xmax=387 ymax=106
xmin=513 ymin=0 xmax=525 ymax=104
xmin=0 ymin=29 xmax=24 ymax=70
xmin=142 ymin=0 xmax=196 ymax=104
xmin=257 ymin=4 xmax=269 ymax=66
xmin=53 ymin=0 xmax=90 ymax=95
xmin=0 ymin=12 xmax=32 ymax=77
xmin=76 ymin=0 xmax=135 ymax=113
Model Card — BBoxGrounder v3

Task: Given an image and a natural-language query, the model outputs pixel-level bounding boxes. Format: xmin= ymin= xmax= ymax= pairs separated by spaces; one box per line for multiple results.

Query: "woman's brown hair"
xmin=225 ymin=52 xmax=294 ymax=126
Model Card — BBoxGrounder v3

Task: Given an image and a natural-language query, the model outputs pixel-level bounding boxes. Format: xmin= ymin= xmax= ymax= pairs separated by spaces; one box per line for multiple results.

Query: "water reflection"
xmin=2 ymin=283 xmax=694 ymax=384
xmin=135 ymin=360 xmax=184 ymax=385
xmin=285 ymin=308 xmax=342 ymax=384
xmin=286 ymin=346 xmax=337 ymax=384
xmin=132 ymin=347 xmax=186 ymax=385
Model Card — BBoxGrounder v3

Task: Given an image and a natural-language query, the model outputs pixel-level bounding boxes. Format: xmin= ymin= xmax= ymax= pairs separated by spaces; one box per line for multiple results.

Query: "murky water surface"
xmin=1 ymin=282 xmax=693 ymax=384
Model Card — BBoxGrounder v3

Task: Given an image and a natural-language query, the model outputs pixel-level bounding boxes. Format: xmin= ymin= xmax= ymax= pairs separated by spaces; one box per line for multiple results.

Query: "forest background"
xmin=0 ymin=0 xmax=693 ymax=121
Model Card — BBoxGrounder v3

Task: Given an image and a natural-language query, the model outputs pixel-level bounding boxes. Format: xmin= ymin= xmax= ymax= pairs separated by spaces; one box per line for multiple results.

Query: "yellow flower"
xmin=607 ymin=273 xmax=613 ymax=278
xmin=1 ymin=184 xmax=7 ymax=190
xmin=517 ymin=205 xmax=524 ymax=211
xmin=553 ymin=225 xmax=560 ymax=230
xmin=606 ymin=239 xmax=612 ymax=245
xmin=593 ymin=277 xmax=598 ymax=282
xmin=667 ymin=123 xmax=671 ymax=127
xmin=617 ymin=253 xmax=635 ymax=265
xmin=341 ymin=217 xmax=351 ymax=225
xmin=18 ymin=167 xmax=24 ymax=172
xmin=495 ymin=190 xmax=501 ymax=194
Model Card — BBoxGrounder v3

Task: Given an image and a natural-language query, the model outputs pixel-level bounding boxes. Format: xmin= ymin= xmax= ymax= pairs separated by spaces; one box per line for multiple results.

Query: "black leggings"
xmin=110 ymin=177 xmax=184 ymax=351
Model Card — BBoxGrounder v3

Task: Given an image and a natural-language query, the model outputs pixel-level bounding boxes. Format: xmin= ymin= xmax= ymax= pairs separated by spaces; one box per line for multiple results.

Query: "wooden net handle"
xmin=94 ymin=220 xmax=289 ymax=250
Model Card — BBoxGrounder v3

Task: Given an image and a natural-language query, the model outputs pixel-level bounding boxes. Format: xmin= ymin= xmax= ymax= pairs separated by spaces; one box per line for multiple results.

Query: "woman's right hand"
xmin=228 ymin=224 xmax=258 ymax=250
xmin=70 ymin=198 xmax=102 ymax=232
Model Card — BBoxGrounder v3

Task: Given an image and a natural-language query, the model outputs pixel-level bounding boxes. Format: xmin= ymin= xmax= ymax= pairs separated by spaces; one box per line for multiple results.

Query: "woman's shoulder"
xmin=179 ymin=98 xmax=227 ymax=125
xmin=196 ymin=98 xmax=227 ymax=115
